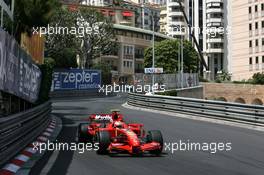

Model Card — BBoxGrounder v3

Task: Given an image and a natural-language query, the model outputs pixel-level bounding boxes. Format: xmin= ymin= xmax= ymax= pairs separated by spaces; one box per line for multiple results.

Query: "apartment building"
xmin=203 ymin=0 xmax=230 ymax=80
xmin=230 ymin=0 xmax=264 ymax=80
xmin=64 ymin=3 xmax=169 ymax=83
xmin=166 ymin=0 xmax=187 ymax=39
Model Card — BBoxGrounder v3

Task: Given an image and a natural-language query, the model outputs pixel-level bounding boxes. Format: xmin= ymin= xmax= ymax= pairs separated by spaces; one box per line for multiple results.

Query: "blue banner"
xmin=52 ymin=69 xmax=101 ymax=91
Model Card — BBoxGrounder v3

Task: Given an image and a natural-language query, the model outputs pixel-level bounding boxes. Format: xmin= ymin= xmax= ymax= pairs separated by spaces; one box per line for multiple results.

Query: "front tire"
xmin=147 ymin=130 xmax=163 ymax=155
xmin=78 ymin=123 xmax=92 ymax=143
xmin=95 ymin=131 xmax=111 ymax=154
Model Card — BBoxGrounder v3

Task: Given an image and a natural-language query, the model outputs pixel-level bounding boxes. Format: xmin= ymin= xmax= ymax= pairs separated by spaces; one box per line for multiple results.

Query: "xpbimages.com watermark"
xmin=164 ymin=140 xmax=232 ymax=154
xmin=33 ymin=140 xmax=99 ymax=154
xmin=98 ymin=83 xmax=166 ymax=95
xmin=32 ymin=24 xmax=99 ymax=37
xmin=173 ymin=26 xmax=232 ymax=38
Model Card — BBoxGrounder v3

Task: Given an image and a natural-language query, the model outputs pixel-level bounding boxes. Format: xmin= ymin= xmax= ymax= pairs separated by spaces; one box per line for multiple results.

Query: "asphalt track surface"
xmin=31 ymin=95 xmax=264 ymax=175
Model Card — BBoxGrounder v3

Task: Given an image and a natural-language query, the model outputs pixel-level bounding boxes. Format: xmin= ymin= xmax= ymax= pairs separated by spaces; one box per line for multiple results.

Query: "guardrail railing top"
xmin=128 ymin=93 xmax=264 ymax=110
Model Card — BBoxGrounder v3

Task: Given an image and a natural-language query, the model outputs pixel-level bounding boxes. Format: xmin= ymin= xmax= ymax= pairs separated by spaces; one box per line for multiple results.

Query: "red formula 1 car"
xmin=78 ymin=110 xmax=163 ymax=155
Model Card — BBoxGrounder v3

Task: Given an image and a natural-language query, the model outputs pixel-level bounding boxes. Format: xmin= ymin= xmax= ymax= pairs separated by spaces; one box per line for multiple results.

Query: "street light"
xmin=152 ymin=15 xmax=155 ymax=93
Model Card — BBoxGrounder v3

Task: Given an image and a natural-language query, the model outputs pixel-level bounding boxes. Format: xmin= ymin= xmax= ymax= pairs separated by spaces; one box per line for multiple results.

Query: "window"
xmin=249 ymin=6 xmax=252 ymax=14
xmin=262 ymin=38 xmax=264 ymax=45
xmin=256 ymin=39 xmax=259 ymax=46
xmin=256 ymin=56 xmax=259 ymax=64
xmin=262 ymin=4 xmax=264 ymax=11
xmin=255 ymin=5 xmax=258 ymax=12
xmin=249 ymin=57 xmax=253 ymax=64
xmin=262 ymin=56 xmax=264 ymax=63
xmin=262 ymin=21 xmax=264 ymax=28
xmin=249 ymin=40 xmax=252 ymax=47
xmin=249 ymin=23 xmax=252 ymax=30
xmin=256 ymin=22 xmax=259 ymax=29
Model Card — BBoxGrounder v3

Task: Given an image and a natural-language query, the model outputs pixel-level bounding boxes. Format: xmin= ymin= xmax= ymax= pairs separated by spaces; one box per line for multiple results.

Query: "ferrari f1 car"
xmin=78 ymin=110 xmax=163 ymax=155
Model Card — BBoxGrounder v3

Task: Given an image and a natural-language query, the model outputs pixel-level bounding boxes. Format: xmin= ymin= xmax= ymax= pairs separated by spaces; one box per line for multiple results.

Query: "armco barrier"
xmin=0 ymin=101 xmax=51 ymax=167
xmin=128 ymin=93 xmax=264 ymax=125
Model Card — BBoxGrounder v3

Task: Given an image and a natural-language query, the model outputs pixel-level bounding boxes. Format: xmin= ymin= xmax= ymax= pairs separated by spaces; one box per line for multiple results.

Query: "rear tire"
xmin=95 ymin=131 xmax=111 ymax=154
xmin=147 ymin=130 xmax=163 ymax=155
xmin=78 ymin=123 xmax=92 ymax=143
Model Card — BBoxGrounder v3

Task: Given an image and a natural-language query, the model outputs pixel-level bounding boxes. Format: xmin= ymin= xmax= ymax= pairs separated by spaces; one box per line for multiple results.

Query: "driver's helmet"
xmin=113 ymin=121 xmax=123 ymax=128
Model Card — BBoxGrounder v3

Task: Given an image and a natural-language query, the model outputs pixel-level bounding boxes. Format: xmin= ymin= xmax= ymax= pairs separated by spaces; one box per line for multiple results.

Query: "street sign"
xmin=144 ymin=68 xmax=163 ymax=74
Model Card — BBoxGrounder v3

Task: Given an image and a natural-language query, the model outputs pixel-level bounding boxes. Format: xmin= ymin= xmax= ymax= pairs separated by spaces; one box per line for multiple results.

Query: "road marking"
xmin=123 ymin=103 xmax=264 ymax=132
xmin=39 ymin=150 xmax=60 ymax=175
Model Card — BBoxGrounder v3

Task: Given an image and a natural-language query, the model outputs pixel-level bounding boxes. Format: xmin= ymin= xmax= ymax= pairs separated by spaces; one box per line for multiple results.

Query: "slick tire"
xmin=147 ymin=130 xmax=163 ymax=155
xmin=78 ymin=123 xmax=92 ymax=143
xmin=95 ymin=131 xmax=111 ymax=154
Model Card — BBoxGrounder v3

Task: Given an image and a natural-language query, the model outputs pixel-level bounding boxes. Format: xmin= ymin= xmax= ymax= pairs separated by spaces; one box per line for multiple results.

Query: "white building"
xmin=203 ymin=0 xmax=231 ymax=80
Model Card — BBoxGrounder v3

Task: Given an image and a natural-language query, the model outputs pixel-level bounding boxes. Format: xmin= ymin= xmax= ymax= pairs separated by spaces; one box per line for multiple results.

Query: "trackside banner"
xmin=0 ymin=28 xmax=42 ymax=103
xmin=51 ymin=69 xmax=101 ymax=91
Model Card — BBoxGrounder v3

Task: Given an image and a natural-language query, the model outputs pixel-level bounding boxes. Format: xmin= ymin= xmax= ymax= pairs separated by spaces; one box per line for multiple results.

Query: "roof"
xmin=113 ymin=24 xmax=172 ymax=39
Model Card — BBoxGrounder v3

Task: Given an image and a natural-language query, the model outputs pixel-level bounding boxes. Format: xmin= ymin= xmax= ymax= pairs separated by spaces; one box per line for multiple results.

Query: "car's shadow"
xmin=108 ymin=152 xmax=168 ymax=158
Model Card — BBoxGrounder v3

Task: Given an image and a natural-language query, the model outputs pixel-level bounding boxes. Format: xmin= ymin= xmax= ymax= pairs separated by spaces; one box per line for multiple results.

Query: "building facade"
xmin=203 ymin=0 xmax=228 ymax=80
xmin=64 ymin=3 xmax=170 ymax=83
xmin=166 ymin=0 xmax=187 ymax=39
xmin=230 ymin=0 xmax=264 ymax=80
xmin=101 ymin=24 xmax=171 ymax=84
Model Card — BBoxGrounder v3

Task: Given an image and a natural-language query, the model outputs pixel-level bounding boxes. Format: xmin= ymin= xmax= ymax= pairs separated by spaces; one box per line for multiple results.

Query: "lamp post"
xmin=152 ymin=15 xmax=155 ymax=93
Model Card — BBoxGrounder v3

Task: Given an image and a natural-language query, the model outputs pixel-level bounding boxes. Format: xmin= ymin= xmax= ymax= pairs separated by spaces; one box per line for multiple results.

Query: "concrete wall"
xmin=176 ymin=86 xmax=204 ymax=99
xmin=203 ymin=83 xmax=264 ymax=105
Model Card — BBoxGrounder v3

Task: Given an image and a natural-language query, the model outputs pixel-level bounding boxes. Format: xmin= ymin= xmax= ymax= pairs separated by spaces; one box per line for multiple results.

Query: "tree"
xmin=46 ymin=6 xmax=116 ymax=69
xmin=45 ymin=7 xmax=81 ymax=61
xmin=52 ymin=48 xmax=78 ymax=68
xmin=252 ymin=73 xmax=264 ymax=85
xmin=78 ymin=7 xmax=116 ymax=68
xmin=92 ymin=63 xmax=112 ymax=84
xmin=13 ymin=0 xmax=59 ymax=42
xmin=144 ymin=39 xmax=199 ymax=73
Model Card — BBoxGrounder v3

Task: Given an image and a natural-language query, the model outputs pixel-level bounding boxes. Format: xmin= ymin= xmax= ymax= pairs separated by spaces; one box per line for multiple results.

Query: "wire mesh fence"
xmin=134 ymin=73 xmax=200 ymax=90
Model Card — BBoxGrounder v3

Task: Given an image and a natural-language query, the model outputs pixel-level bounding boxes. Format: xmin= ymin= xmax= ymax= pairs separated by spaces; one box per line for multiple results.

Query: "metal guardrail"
xmin=128 ymin=93 xmax=264 ymax=125
xmin=0 ymin=101 xmax=51 ymax=167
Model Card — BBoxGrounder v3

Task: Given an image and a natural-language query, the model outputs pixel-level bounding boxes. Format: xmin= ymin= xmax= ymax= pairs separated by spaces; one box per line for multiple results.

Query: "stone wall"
xmin=203 ymin=83 xmax=264 ymax=105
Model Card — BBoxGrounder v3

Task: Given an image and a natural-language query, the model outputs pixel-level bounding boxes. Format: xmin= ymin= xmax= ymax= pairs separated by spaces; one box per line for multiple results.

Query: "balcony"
xmin=168 ymin=11 xmax=183 ymax=17
xmin=206 ymin=18 xmax=223 ymax=24
xmin=206 ymin=38 xmax=224 ymax=43
xmin=207 ymin=8 xmax=223 ymax=14
xmin=206 ymin=48 xmax=224 ymax=53
xmin=168 ymin=2 xmax=185 ymax=7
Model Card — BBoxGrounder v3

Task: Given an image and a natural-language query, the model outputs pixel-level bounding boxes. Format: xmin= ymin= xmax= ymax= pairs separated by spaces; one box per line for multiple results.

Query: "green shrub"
xmin=37 ymin=58 xmax=55 ymax=104
xmin=252 ymin=73 xmax=264 ymax=85
xmin=156 ymin=90 xmax=177 ymax=96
